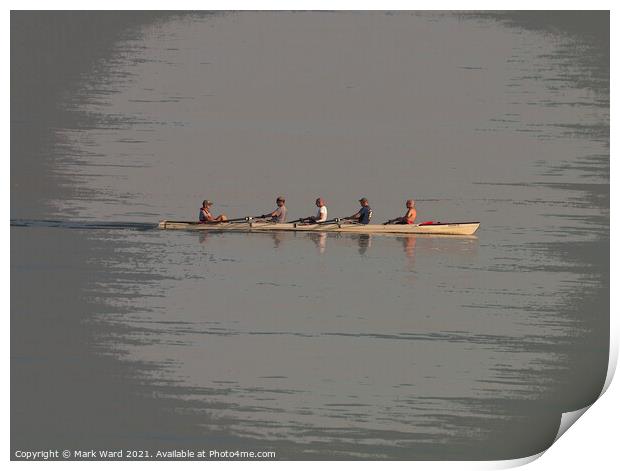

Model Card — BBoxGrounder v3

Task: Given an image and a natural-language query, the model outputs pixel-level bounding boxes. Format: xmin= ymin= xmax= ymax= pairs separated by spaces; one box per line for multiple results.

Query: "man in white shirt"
xmin=303 ymin=197 xmax=328 ymax=223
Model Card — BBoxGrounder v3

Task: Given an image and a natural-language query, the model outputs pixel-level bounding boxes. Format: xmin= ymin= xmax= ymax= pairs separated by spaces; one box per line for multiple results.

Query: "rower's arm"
xmin=201 ymin=209 xmax=215 ymax=222
xmin=315 ymin=207 xmax=328 ymax=222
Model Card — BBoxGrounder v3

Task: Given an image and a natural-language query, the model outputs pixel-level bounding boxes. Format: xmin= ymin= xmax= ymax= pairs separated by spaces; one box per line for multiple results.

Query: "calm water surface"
xmin=11 ymin=12 xmax=608 ymax=459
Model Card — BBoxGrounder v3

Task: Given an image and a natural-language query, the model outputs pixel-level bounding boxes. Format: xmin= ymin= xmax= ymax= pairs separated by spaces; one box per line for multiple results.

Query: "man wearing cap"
xmin=346 ymin=197 xmax=372 ymax=225
xmin=260 ymin=196 xmax=287 ymax=223
xmin=199 ymin=200 xmax=228 ymax=223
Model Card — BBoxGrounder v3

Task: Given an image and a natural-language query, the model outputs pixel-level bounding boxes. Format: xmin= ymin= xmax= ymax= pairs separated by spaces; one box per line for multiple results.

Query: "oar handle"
xmin=321 ymin=217 xmax=353 ymax=224
xmin=224 ymin=217 xmax=251 ymax=223
xmin=297 ymin=217 xmax=322 ymax=224
xmin=296 ymin=217 xmax=343 ymax=224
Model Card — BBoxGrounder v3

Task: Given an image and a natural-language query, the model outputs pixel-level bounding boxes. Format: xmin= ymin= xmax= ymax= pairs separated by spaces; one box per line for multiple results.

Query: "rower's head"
xmin=406 ymin=199 xmax=415 ymax=208
xmin=315 ymin=197 xmax=325 ymax=207
xmin=202 ymin=200 xmax=213 ymax=208
xmin=276 ymin=196 xmax=285 ymax=206
xmin=359 ymin=197 xmax=369 ymax=207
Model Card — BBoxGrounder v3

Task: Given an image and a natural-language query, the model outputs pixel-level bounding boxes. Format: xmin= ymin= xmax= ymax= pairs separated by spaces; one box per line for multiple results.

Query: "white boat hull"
xmin=158 ymin=220 xmax=480 ymax=236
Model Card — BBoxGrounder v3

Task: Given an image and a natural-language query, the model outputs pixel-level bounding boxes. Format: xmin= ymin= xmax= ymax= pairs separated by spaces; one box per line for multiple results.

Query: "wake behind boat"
xmin=158 ymin=219 xmax=480 ymax=236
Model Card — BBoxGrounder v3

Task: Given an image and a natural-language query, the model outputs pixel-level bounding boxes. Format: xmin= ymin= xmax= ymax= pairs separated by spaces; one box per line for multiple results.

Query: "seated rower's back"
xmin=303 ymin=197 xmax=327 ymax=223
xmin=401 ymin=199 xmax=416 ymax=224
xmin=199 ymin=200 xmax=228 ymax=223
xmin=314 ymin=198 xmax=328 ymax=222
xmin=263 ymin=196 xmax=287 ymax=223
xmin=347 ymin=197 xmax=372 ymax=224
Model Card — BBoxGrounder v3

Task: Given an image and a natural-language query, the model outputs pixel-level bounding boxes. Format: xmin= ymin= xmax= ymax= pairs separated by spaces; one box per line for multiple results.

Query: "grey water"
xmin=11 ymin=11 xmax=609 ymax=460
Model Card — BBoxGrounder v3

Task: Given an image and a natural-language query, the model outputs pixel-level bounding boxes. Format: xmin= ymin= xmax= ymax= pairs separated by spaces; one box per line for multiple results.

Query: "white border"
xmin=3 ymin=1 xmax=616 ymax=11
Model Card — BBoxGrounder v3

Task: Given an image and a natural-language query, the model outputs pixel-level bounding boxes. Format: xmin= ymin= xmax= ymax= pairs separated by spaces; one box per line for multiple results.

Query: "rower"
xmin=198 ymin=200 xmax=228 ymax=223
xmin=395 ymin=199 xmax=417 ymax=224
xmin=260 ymin=196 xmax=287 ymax=223
xmin=302 ymin=197 xmax=328 ymax=223
xmin=345 ymin=197 xmax=372 ymax=225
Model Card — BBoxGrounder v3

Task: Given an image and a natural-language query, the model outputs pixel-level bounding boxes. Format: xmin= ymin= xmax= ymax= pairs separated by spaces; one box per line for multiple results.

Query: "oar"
xmin=293 ymin=218 xmax=312 ymax=224
xmin=294 ymin=217 xmax=343 ymax=225
xmin=320 ymin=217 xmax=358 ymax=225
xmin=335 ymin=218 xmax=359 ymax=225
xmin=212 ymin=216 xmax=249 ymax=223
xmin=248 ymin=215 xmax=277 ymax=222
xmin=383 ymin=218 xmax=399 ymax=225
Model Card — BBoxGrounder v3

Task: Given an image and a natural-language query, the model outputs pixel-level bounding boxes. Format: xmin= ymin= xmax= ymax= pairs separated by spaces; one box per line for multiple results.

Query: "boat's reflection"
xmin=196 ymin=231 xmax=477 ymax=262
xmin=200 ymin=231 xmax=286 ymax=249
xmin=400 ymin=235 xmax=416 ymax=258
xmin=198 ymin=231 xmax=208 ymax=245
xmin=356 ymin=234 xmax=372 ymax=255
xmin=270 ymin=231 xmax=284 ymax=248
xmin=306 ymin=232 xmax=327 ymax=254
xmin=305 ymin=232 xmax=372 ymax=255
xmin=399 ymin=235 xmax=417 ymax=269
xmin=303 ymin=233 xmax=477 ymax=260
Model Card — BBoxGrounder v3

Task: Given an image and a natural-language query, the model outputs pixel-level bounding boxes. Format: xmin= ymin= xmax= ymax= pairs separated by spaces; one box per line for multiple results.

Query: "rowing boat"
xmin=159 ymin=220 xmax=480 ymax=235
xmin=158 ymin=220 xmax=480 ymax=235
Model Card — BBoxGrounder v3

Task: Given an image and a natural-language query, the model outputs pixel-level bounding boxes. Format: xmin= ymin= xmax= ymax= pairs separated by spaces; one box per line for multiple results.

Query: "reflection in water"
xmin=399 ymin=235 xmax=417 ymax=268
xmin=270 ymin=232 xmax=284 ymax=248
xmin=307 ymin=232 xmax=327 ymax=254
xmin=356 ymin=233 xmax=372 ymax=255
xmin=198 ymin=231 xmax=209 ymax=245
xmin=84 ymin=227 xmax=577 ymax=459
xmin=194 ymin=230 xmax=479 ymax=266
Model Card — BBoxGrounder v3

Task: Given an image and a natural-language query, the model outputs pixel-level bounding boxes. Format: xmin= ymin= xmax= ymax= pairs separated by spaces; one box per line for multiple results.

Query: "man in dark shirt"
xmin=346 ymin=197 xmax=372 ymax=224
